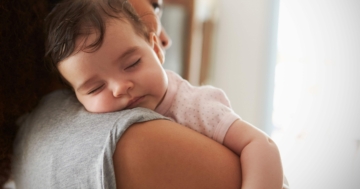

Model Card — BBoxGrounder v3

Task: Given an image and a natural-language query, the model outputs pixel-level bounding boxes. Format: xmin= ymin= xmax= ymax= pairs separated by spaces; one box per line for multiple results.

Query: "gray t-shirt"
xmin=12 ymin=90 xmax=167 ymax=189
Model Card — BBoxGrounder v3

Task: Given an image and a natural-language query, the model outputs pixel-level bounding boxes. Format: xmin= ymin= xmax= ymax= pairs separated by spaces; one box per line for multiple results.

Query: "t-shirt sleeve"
xmin=12 ymin=90 xmax=169 ymax=189
xmin=170 ymin=83 xmax=240 ymax=144
xmin=197 ymin=86 xmax=240 ymax=144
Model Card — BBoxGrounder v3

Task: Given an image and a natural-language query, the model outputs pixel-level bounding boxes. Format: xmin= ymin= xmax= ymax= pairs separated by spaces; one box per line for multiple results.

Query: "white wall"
xmin=211 ymin=1 xmax=360 ymax=186
xmin=209 ymin=0 xmax=279 ymax=133
xmin=272 ymin=0 xmax=360 ymax=188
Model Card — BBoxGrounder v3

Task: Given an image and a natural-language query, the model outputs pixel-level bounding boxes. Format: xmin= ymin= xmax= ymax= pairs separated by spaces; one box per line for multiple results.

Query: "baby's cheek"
xmin=82 ymin=98 xmax=99 ymax=113
xmin=80 ymin=96 xmax=108 ymax=113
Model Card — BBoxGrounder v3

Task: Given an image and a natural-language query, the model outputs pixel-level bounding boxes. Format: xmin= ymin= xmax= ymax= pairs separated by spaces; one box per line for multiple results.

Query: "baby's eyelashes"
xmin=87 ymin=84 xmax=104 ymax=95
xmin=125 ymin=58 xmax=141 ymax=70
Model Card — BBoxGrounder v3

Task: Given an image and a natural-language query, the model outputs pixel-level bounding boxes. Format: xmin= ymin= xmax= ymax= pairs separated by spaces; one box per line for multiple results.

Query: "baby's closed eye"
xmin=88 ymin=84 xmax=105 ymax=95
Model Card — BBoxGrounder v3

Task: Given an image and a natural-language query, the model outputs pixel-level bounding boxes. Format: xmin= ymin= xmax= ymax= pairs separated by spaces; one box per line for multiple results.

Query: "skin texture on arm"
xmin=113 ymin=120 xmax=242 ymax=189
xmin=224 ymin=119 xmax=284 ymax=189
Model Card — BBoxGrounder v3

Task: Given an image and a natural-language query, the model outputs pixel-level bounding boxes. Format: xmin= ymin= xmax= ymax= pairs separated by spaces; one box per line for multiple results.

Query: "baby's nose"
xmin=112 ymin=80 xmax=133 ymax=97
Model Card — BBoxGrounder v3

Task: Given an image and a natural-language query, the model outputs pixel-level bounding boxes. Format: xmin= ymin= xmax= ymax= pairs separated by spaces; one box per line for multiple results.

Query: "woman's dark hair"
xmin=0 ymin=0 xmax=148 ymax=185
xmin=45 ymin=0 xmax=149 ymax=73
xmin=0 ymin=0 xmax=57 ymax=185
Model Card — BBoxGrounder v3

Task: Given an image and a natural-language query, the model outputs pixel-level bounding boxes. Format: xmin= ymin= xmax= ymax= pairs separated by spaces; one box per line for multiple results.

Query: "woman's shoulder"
xmin=15 ymin=90 xmax=167 ymax=148
xmin=12 ymin=90 xmax=167 ymax=189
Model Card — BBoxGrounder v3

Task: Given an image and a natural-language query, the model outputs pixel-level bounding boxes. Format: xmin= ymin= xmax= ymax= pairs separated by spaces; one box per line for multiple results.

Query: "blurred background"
xmin=162 ymin=0 xmax=360 ymax=188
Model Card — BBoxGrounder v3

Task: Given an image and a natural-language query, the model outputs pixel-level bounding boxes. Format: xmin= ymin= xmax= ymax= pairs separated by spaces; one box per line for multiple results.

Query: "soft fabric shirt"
xmin=12 ymin=90 xmax=167 ymax=189
xmin=155 ymin=70 xmax=240 ymax=144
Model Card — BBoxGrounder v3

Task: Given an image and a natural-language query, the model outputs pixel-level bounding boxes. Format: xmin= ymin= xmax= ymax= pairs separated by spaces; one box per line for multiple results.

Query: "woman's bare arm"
xmin=113 ymin=120 xmax=242 ymax=189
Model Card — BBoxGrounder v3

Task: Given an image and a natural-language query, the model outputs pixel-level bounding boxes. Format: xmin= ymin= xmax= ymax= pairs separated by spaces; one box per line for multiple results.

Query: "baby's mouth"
xmin=125 ymin=96 xmax=145 ymax=109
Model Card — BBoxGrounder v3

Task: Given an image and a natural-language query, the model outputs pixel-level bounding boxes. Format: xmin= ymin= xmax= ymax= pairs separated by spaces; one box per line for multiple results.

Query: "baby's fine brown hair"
xmin=45 ymin=0 xmax=149 ymax=74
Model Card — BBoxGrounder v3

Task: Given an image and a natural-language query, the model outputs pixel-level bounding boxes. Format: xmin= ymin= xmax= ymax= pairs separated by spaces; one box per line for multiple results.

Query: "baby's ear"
xmin=149 ymin=32 xmax=165 ymax=64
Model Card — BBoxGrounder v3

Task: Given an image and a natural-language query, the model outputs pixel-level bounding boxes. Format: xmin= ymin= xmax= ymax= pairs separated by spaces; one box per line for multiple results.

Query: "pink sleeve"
xmin=169 ymin=82 xmax=240 ymax=144
xmin=200 ymin=87 xmax=240 ymax=143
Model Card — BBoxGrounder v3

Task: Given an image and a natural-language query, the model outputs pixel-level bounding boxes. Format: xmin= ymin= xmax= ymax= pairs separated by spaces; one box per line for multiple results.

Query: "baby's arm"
xmin=223 ymin=119 xmax=283 ymax=189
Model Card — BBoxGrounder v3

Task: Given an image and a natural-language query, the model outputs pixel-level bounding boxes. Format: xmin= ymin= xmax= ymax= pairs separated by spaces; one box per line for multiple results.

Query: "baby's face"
xmin=58 ymin=19 xmax=168 ymax=113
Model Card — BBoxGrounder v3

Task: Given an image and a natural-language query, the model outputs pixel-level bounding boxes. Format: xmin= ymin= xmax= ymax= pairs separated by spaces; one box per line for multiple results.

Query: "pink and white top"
xmin=155 ymin=70 xmax=240 ymax=144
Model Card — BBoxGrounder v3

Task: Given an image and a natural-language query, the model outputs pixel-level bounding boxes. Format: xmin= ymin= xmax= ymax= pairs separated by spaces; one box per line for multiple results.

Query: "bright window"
xmin=272 ymin=0 xmax=360 ymax=188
